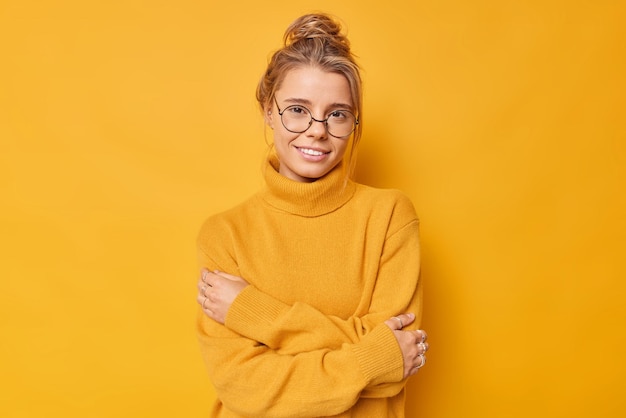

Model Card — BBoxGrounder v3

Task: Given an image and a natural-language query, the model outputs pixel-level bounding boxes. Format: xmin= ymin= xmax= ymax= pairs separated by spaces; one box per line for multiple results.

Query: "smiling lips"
xmin=296 ymin=146 xmax=330 ymax=160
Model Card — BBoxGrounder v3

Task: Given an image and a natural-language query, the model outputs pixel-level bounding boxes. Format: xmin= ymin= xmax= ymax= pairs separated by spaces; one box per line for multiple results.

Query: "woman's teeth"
xmin=300 ymin=148 xmax=324 ymax=156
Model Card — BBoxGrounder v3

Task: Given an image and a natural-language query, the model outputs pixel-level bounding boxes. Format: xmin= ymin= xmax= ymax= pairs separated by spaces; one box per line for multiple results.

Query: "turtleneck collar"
xmin=259 ymin=154 xmax=356 ymax=217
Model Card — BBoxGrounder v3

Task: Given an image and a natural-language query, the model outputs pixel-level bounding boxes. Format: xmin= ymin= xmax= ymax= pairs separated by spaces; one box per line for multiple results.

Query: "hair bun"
xmin=284 ymin=13 xmax=350 ymax=50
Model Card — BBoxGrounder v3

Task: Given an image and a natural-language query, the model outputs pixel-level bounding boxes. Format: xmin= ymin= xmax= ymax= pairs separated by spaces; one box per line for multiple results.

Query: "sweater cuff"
xmin=225 ymin=285 xmax=286 ymax=340
xmin=351 ymin=324 xmax=404 ymax=386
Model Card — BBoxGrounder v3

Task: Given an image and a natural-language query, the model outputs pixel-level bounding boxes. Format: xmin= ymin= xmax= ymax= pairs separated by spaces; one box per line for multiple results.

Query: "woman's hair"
xmin=256 ymin=13 xmax=363 ymax=177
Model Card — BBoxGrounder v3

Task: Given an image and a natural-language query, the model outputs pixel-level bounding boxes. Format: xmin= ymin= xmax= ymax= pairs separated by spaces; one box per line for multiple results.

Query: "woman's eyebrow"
xmin=283 ymin=97 xmax=313 ymax=105
xmin=283 ymin=97 xmax=354 ymax=110
xmin=328 ymin=102 xmax=354 ymax=110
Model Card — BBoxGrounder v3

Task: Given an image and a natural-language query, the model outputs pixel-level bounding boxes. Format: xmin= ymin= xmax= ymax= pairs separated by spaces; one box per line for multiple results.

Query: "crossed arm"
xmin=195 ymin=220 xmax=428 ymax=415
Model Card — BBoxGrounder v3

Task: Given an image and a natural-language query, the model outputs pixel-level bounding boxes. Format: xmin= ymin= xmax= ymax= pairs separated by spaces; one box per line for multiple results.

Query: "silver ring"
xmin=393 ymin=316 xmax=403 ymax=328
xmin=419 ymin=330 xmax=427 ymax=343
xmin=201 ymin=284 xmax=207 ymax=295
xmin=201 ymin=271 xmax=208 ymax=284
xmin=417 ymin=354 xmax=426 ymax=369
xmin=418 ymin=342 xmax=427 ymax=354
xmin=202 ymin=297 xmax=209 ymax=310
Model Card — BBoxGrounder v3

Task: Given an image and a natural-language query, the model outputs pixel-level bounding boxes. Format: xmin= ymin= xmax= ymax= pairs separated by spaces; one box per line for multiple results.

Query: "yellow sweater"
xmin=197 ymin=155 xmax=422 ymax=417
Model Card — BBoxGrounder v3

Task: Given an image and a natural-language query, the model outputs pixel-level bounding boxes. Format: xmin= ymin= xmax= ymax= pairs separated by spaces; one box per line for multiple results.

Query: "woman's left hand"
xmin=197 ymin=269 xmax=249 ymax=324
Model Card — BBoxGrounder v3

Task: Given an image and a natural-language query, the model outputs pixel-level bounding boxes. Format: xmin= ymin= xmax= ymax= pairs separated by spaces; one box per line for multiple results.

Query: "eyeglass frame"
xmin=273 ymin=96 xmax=359 ymax=139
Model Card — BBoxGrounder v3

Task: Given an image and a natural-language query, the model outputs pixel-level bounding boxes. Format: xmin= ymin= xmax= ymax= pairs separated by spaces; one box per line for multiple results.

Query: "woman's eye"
xmin=288 ymin=106 xmax=307 ymax=115
xmin=329 ymin=110 xmax=348 ymax=119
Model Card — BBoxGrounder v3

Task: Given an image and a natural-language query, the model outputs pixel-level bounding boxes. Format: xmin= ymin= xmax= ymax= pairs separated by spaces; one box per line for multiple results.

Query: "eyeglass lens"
xmin=280 ymin=105 xmax=356 ymax=138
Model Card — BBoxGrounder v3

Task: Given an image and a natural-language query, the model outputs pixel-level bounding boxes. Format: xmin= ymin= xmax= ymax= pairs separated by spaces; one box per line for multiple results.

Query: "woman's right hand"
xmin=384 ymin=313 xmax=429 ymax=379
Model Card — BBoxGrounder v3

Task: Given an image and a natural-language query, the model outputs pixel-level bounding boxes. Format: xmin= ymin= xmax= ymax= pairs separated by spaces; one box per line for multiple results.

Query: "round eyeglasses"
xmin=274 ymin=97 xmax=359 ymax=138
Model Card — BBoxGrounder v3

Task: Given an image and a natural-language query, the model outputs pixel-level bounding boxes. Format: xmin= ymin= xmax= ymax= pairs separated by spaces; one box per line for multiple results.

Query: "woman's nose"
xmin=307 ymin=117 xmax=329 ymax=138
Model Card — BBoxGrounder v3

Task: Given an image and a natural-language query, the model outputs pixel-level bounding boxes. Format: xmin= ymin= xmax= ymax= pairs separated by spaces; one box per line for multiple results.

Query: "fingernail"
xmin=408 ymin=313 xmax=415 ymax=320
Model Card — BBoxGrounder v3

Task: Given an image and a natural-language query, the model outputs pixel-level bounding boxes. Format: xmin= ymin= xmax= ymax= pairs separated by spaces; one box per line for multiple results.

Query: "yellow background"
xmin=1 ymin=1 xmax=624 ymax=417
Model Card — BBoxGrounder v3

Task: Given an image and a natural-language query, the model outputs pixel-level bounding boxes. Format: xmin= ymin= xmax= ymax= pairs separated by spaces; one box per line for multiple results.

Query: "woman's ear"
xmin=264 ymin=104 xmax=274 ymax=129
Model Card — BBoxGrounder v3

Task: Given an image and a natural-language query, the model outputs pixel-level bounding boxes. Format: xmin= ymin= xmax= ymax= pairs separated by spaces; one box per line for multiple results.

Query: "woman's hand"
xmin=384 ymin=313 xmax=429 ymax=379
xmin=197 ymin=269 xmax=249 ymax=324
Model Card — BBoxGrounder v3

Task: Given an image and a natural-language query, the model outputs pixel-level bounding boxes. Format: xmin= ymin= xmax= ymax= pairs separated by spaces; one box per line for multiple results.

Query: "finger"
xmin=203 ymin=293 xmax=216 ymax=310
xmin=196 ymin=294 xmax=205 ymax=306
xmin=198 ymin=295 xmax=213 ymax=314
xmin=417 ymin=353 xmax=426 ymax=369
xmin=211 ymin=270 xmax=234 ymax=280
xmin=213 ymin=270 xmax=245 ymax=282
xmin=384 ymin=317 xmax=403 ymax=330
xmin=197 ymin=273 xmax=208 ymax=290
xmin=416 ymin=329 xmax=428 ymax=343
xmin=418 ymin=341 xmax=429 ymax=354
xmin=203 ymin=271 xmax=221 ymax=287
xmin=396 ymin=313 xmax=416 ymax=329
xmin=393 ymin=316 xmax=404 ymax=329
xmin=200 ymin=269 xmax=210 ymax=284
xmin=410 ymin=359 xmax=423 ymax=376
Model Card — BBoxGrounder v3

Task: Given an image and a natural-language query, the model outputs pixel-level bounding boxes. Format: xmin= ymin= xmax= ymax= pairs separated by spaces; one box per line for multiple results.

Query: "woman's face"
xmin=268 ymin=66 xmax=353 ymax=183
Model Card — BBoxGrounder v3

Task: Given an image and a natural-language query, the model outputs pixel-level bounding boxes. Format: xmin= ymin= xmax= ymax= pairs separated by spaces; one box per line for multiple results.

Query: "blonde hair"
xmin=256 ymin=13 xmax=363 ymax=178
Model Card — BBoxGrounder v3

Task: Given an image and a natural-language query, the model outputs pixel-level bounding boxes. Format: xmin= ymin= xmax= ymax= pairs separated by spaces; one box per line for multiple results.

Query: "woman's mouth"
xmin=298 ymin=147 xmax=326 ymax=156
xmin=295 ymin=146 xmax=330 ymax=161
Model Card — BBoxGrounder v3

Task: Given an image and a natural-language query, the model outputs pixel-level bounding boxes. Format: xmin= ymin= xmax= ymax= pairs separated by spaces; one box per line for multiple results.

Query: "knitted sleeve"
xmin=204 ymin=192 xmax=422 ymax=401
xmin=196 ymin=258 xmax=406 ymax=417
xmin=224 ymin=220 xmax=421 ymax=398
xmin=226 ymin=218 xmax=421 ymax=354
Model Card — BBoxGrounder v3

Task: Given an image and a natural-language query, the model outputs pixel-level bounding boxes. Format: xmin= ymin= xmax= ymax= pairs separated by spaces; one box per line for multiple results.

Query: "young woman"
xmin=195 ymin=13 xmax=428 ymax=417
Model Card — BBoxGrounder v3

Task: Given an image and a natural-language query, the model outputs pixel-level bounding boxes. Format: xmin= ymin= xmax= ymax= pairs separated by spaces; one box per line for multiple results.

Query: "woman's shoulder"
xmin=197 ymin=194 xmax=260 ymax=234
xmin=352 ymin=183 xmax=419 ymax=224
xmin=353 ymin=183 xmax=416 ymax=209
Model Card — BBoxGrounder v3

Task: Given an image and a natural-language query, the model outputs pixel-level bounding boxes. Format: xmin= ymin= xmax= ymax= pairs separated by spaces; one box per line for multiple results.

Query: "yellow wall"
xmin=1 ymin=1 xmax=624 ymax=417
